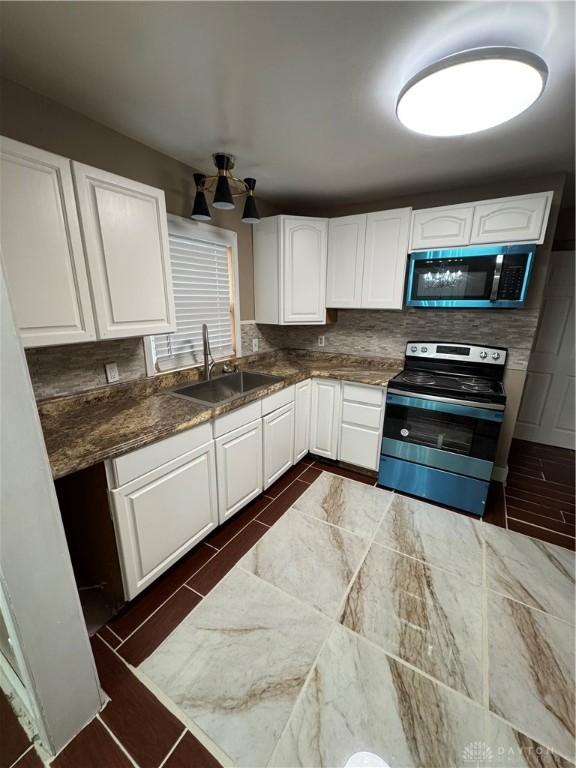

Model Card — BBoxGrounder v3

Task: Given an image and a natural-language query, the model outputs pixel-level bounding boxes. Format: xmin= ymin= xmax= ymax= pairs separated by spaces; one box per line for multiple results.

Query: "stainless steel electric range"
xmin=378 ymin=341 xmax=507 ymax=516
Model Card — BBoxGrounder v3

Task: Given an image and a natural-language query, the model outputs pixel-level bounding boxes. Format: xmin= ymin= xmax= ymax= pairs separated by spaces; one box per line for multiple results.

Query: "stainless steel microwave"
xmin=405 ymin=244 xmax=536 ymax=308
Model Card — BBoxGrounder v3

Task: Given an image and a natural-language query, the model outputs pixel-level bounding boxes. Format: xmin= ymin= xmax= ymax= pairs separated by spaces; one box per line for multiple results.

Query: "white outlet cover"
xmin=318 ymin=335 xmax=325 ymax=347
xmin=252 ymin=338 xmax=259 ymax=352
xmin=105 ymin=362 xmax=120 ymax=383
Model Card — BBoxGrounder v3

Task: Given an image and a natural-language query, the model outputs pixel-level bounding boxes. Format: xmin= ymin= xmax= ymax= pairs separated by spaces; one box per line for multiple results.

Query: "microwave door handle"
xmin=490 ymin=254 xmax=504 ymax=301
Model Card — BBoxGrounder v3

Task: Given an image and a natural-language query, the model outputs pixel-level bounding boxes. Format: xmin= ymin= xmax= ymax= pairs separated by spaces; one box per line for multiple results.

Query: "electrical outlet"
xmin=105 ymin=362 xmax=120 ymax=383
xmin=252 ymin=338 xmax=259 ymax=352
xmin=318 ymin=335 xmax=325 ymax=348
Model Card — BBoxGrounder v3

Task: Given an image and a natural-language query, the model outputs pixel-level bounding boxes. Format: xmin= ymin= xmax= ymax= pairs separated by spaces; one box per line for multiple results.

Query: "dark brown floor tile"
xmin=506 ymin=474 xmax=575 ymax=505
xmin=91 ymin=636 xmax=183 ymax=767
xmin=257 ymin=480 xmax=310 ymax=525
xmin=12 ymin=748 xmax=44 ymax=768
xmin=563 ymin=510 xmax=576 ymax=524
xmin=510 ymin=439 xmax=575 ymax=463
xmin=505 ymin=486 xmax=573 ymax=514
xmin=0 ymin=689 xmax=31 ymax=768
xmin=507 ymin=518 xmax=575 ymax=551
xmin=298 ymin=454 xmax=314 ymax=466
xmin=52 ymin=719 xmax=133 ymax=768
xmin=205 ymin=495 xmax=272 ymax=549
xmin=163 ymin=732 xmax=223 ymax=768
xmin=313 ymin=461 xmax=377 ymax=485
xmin=541 ymin=460 xmax=575 ymax=485
xmin=108 ymin=542 xmax=215 ymax=639
xmin=187 ymin=520 xmax=269 ymax=595
xmin=507 ymin=465 xmax=545 ymax=480
xmin=504 ymin=492 xmax=564 ymax=521
xmin=507 ymin=506 xmax=576 ymax=537
xmin=299 ymin=465 xmax=323 ymax=483
xmin=265 ymin=464 xmax=308 ymax=498
xmin=118 ymin=587 xmax=201 ymax=666
xmin=97 ymin=625 xmax=122 ymax=649
xmin=483 ymin=481 xmax=507 ymax=529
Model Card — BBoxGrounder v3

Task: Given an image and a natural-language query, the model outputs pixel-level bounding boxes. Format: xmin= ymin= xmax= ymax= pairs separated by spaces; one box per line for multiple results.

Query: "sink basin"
xmin=170 ymin=371 xmax=283 ymax=405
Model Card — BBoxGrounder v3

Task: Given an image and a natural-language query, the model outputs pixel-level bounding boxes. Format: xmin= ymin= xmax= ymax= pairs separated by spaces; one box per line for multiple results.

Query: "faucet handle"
xmin=222 ymin=361 xmax=238 ymax=374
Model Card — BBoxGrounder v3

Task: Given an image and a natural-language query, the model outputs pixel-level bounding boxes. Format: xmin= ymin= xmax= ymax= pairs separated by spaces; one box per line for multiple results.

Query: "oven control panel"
xmin=405 ymin=342 xmax=507 ymax=365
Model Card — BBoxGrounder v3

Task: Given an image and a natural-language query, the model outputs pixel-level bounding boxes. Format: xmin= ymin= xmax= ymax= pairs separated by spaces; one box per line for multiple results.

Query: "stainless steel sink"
xmin=169 ymin=371 xmax=283 ymax=406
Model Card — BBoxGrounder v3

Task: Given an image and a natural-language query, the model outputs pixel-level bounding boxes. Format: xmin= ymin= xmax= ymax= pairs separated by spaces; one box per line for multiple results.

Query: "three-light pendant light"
xmin=191 ymin=152 xmax=260 ymax=224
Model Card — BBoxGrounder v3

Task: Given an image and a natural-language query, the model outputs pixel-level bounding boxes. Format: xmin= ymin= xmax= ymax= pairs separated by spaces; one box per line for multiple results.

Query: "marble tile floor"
xmin=138 ymin=473 xmax=575 ymax=768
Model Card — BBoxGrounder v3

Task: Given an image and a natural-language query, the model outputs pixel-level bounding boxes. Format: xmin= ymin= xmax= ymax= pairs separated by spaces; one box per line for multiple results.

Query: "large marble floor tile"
xmin=373 ymin=493 xmax=484 ymax=584
xmin=489 ymin=593 xmax=575 ymax=759
xmin=341 ymin=543 xmax=483 ymax=701
xmin=239 ymin=508 xmax=367 ymax=618
xmin=292 ymin=473 xmax=393 ymax=538
xmin=270 ymin=624 xmax=485 ymax=768
xmin=140 ymin=568 xmax=331 ymax=767
xmin=485 ymin=525 xmax=575 ymax=624
xmin=486 ymin=713 xmax=575 ymax=767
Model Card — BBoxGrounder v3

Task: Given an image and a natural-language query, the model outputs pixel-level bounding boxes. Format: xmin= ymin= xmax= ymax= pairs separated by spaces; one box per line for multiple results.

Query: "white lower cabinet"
xmin=263 ymin=403 xmax=295 ymax=489
xmin=338 ymin=383 xmax=385 ymax=471
xmin=294 ymin=379 xmax=312 ymax=461
xmin=215 ymin=419 xmax=263 ymax=522
xmin=310 ymin=379 xmax=342 ymax=459
xmin=110 ymin=439 xmax=218 ymax=599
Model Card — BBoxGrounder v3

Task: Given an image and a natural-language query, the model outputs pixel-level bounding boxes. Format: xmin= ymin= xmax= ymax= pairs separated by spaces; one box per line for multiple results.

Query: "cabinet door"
xmin=326 ymin=215 xmax=366 ymax=308
xmin=470 ymin=193 xmax=553 ymax=245
xmin=294 ymin=379 xmax=312 ymax=462
xmin=216 ymin=419 xmax=263 ymax=522
xmin=361 ymin=208 xmax=412 ymax=309
xmin=410 ymin=206 xmax=474 ymax=250
xmin=310 ymin=379 xmax=341 ymax=459
xmin=0 ymin=137 xmax=96 ymax=347
xmin=73 ymin=163 xmax=176 ymax=339
xmin=282 ymin=218 xmax=327 ymax=324
xmin=111 ymin=441 xmax=217 ymax=599
xmin=263 ymin=403 xmax=295 ymax=489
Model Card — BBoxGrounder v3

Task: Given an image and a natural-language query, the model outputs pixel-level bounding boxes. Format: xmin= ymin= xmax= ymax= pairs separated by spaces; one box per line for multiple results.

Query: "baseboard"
xmin=492 ymin=465 xmax=508 ymax=483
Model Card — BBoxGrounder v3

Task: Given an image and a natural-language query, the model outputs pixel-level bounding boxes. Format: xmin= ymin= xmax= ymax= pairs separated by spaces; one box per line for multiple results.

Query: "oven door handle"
xmin=386 ymin=392 xmax=504 ymax=422
xmin=489 ymin=254 xmax=504 ymax=301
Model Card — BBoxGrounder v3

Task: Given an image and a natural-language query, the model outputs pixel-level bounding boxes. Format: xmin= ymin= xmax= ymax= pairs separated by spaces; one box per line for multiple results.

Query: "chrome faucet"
xmin=202 ymin=323 xmax=215 ymax=380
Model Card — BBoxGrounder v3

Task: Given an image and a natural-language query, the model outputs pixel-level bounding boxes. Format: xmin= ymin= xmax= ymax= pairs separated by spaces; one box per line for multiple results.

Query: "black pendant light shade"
xmin=191 ymin=173 xmax=211 ymax=221
xmin=212 ymin=152 xmax=235 ymax=210
xmin=242 ymin=178 xmax=260 ymax=224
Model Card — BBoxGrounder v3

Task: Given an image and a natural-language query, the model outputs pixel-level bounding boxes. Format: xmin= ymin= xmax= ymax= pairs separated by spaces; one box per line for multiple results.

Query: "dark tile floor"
xmin=2 ymin=442 xmax=573 ymax=766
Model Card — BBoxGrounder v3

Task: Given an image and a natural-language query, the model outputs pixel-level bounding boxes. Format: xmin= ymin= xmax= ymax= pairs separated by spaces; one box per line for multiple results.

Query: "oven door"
xmin=381 ymin=393 xmax=504 ymax=480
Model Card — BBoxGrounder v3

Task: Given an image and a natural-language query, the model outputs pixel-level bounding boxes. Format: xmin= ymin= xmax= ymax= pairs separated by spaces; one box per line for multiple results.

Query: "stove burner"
xmin=461 ymin=378 xmax=493 ymax=393
xmin=402 ymin=372 xmax=436 ymax=385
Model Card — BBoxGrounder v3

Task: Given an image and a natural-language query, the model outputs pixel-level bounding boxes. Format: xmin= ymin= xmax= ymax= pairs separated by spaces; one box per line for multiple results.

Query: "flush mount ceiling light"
xmin=191 ymin=153 xmax=260 ymax=224
xmin=396 ymin=47 xmax=548 ymax=137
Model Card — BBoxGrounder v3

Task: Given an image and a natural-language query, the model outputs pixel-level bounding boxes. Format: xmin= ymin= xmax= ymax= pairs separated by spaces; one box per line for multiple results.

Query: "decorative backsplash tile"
xmin=246 ymin=309 xmax=539 ymax=370
xmin=26 ymin=338 xmax=147 ymax=400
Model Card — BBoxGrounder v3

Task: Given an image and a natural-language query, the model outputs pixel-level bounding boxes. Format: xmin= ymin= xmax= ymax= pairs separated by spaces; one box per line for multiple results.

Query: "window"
xmin=146 ymin=216 xmax=240 ymax=374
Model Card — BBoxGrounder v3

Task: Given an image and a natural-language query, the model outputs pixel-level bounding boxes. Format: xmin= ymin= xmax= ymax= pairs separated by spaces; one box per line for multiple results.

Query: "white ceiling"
xmin=0 ymin=1 xmax=574 ymax=209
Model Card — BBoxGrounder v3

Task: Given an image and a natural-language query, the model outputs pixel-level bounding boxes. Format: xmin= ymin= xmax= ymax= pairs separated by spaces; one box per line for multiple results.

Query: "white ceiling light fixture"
xmin=396 ymin=47 xmax=548 ymax=137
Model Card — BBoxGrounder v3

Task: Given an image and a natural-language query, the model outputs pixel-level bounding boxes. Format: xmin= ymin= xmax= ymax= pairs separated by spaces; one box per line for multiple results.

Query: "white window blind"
xmin=151 ymin=232 xmax=236 ymax=372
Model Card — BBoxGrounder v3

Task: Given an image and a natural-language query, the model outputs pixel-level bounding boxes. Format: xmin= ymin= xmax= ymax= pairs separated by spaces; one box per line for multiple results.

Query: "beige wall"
xmin=0 ymin=77 xmax=278 ymax=320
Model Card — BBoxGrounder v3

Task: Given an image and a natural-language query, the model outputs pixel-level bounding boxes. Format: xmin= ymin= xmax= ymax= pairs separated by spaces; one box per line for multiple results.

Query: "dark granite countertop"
xmin=38 ymin=350 xmax=401 ymax=479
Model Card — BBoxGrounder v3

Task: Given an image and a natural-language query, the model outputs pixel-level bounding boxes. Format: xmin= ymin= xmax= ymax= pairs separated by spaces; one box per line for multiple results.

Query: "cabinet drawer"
xmin=213 ymin=401 xmax=262 ymax=438
xmin=341 ymin=401 xmax=382 ymax=429
xmin=261 ymin=384 xmax=295 ymax=416
xmin=342 ymin=382 xmax=384 ymax=406
xmin=109 ymin=422 xmax=213 ymax=487
xmin=339 ymin=424 xmax=380 ymax=472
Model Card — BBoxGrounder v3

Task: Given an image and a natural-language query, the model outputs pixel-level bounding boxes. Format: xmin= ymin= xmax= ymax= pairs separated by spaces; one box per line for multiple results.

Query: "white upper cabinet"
xmin=361 ymin=208 xmax=412 ymax=309
xmin=410 ymin=192 xmax=553 ymax=251
xmin=254 ymin=215 xmax=328 ymax=325
xmin=470 ymin=193 xmax=553 ymax=245
xmin=410 ymin=205 xmax=474 ymax=250
xmin=73 ymin=163 xmax=176 ymax=339
xmin=326 ymin=208 xmax=411 ymax=310
xmin=326 ymin=215 xmax=366 ymax=308
xmin=0 ymin=137 xmax=96 ymax=347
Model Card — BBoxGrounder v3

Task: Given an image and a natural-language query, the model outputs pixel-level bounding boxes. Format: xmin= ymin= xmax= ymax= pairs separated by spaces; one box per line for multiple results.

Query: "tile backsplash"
xmin=26 ymin=338 xmax=147 ymax=400
xmin=245 ymin=308 xmax=539 ymax=371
